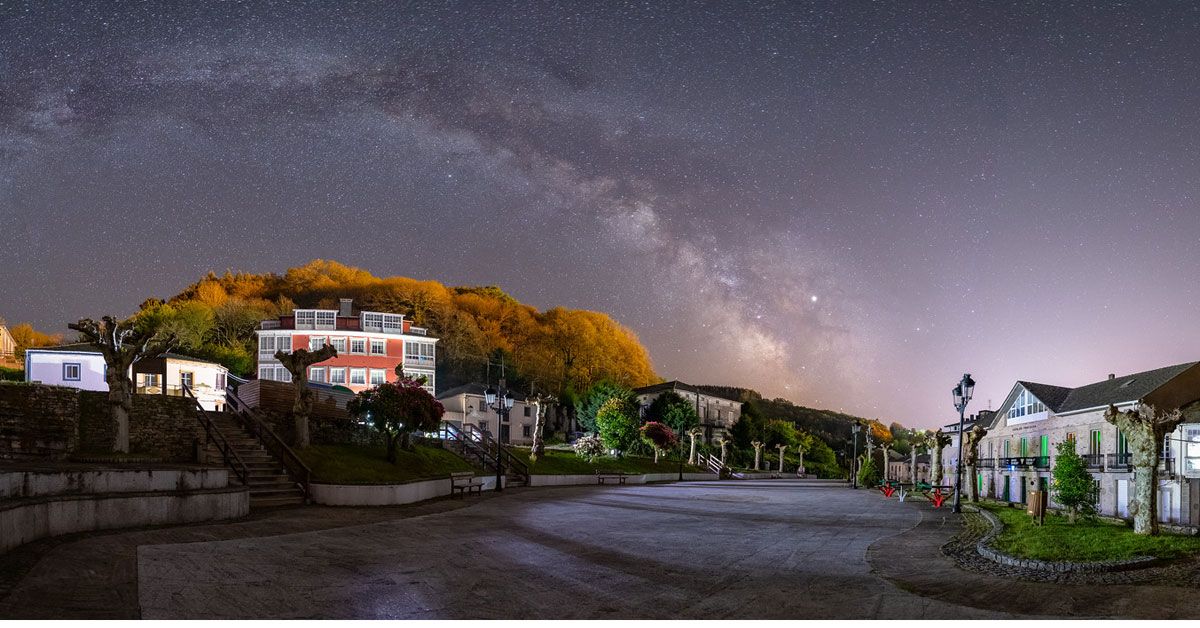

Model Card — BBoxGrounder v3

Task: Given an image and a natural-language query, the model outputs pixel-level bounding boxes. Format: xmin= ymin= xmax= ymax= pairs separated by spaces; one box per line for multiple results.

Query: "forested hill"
xmin=150 ymin=259 xmax=659 ymax=398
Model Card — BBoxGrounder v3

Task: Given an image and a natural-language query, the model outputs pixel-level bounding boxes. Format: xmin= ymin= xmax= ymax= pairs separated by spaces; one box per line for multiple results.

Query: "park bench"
xmin=450 ymin=472 xmax=484 ymax=497
xmin=596 ymin=472 xmax=628 ymax=485
xmin=923 ymin=485 xmax=954 ymax=508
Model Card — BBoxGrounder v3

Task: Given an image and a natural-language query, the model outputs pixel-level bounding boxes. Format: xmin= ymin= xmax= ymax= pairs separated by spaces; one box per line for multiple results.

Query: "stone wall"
xmin=0 ymin=383 xmax=204 ymax=462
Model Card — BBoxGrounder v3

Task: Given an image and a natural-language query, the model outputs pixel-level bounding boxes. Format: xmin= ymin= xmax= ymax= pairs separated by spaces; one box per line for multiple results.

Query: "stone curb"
xmin=970 ymin=506 xmax=1159 ymax=573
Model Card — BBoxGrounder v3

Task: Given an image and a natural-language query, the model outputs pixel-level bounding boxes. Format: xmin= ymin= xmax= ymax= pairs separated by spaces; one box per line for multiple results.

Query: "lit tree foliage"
xmin=1050 ymin=440 xmax=1097 ymax=522
xmin=576 ymin=380 xmax=637 ymax=433
xmin=346 ymin=375 xmax=445 ymax=463
xmin=639 ymin=421 xmax=678 ymax=463
xmin=643 ymin=391 xmax=700 ymax=435
xmin=595 ymin=397 xmax=641 ymax=454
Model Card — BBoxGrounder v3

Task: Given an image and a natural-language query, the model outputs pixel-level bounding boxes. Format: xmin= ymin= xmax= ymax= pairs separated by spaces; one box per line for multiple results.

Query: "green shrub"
xmin=0 ymin=366 xmax=23 ymax=382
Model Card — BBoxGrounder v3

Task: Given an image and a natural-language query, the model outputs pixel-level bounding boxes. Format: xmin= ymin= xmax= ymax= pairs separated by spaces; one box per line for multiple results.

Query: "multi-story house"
xmin=437 ymin=383 xmax=540 ymax=445
xmin=976 ymin=362 xmax=1200 ymax=526
xmin=633 ymin=381 xmax=742 ymax=444
xmin=0 ymin=324 xmax=15 ymax=362
xmin=254 ymin=299 xmax=437 ymax=394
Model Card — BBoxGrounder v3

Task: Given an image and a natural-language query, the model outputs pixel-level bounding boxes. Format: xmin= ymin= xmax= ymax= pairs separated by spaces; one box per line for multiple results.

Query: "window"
xmin=1039 ymin=435 xmax=1049 ymax=458
xmin=315 ymin=310 xmax=336 ymax=329
xmin=295 ymin=310 xmax=316 ymax=329
xmin=524 ymin=406 xmax=531 ymax=417
xmin=1090 ymin=430 xmax=1103 ymax=456
xmin=141 ymin=373 xmax=160 ymax=388
xmin=1065 ymin=432 xmax=1075 ymax=443
xmin=369 ymin=369 xmax=386 ymax=385
xmin=1019 ymin=437 xmax=1028 ymax=457
xmin=309 ymin=336 xmax=327 ymax=351
xmin=362 ymin=312 xmax=384 ymax=331
xmin=350 ymin=368 xmax=367 ymax=385
xmin=523 ymin=425 xmax=532 ymax=438
xmin=259 ymin=366 xmax=273 ymax=380
xmin=1007 ymin=388 xmax=1047 ymax=419
xmin=1003 ymin=440 xmax=1010 ymax=457
xmin=216 ymin=373 xmax=226 ymax=390
xmin=63 ymin=362 xmax=81 ymax=381
xmin=350 ymin=339 xmax=366 ymax=354
xmin=405 ymin=342 xmax=435 ymax=362
xmin=370 ymin=339 xmax=387 ymax=355
xmin=259 ymin=335 xmax=282 ymax=357
xmin=330 ymin=368 xmax=347 ymax=384
xmin=383 ymin=314 xmax=403 ymax=332
xmin=310 ymin=367 xmax=326 ymax=383
xmin=180 ymin=371 xmax=194 ymax=389
xmin=330 ymin=337 xmax=347 ymax=352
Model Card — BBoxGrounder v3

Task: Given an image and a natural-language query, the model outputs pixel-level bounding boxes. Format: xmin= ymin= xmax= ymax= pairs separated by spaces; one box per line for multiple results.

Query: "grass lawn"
xmin=509 ymin=448 xmax=704 ymax=475
xmin=297 ymin=443 xmax=475 ymax=484
xmin=981 ymin=502 xmax=1200 ymax=561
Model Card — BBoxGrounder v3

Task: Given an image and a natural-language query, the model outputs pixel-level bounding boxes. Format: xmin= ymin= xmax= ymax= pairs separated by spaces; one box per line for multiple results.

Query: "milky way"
xmin=3 ymin=1 xmax=1200 ymax=427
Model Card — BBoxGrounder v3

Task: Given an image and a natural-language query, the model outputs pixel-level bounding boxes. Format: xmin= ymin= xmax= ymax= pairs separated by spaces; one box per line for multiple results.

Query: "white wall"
xmin=163 ymin=358 xmax=228 ymax=411
xmin=24 ymin=351 xmax=109 ymax=391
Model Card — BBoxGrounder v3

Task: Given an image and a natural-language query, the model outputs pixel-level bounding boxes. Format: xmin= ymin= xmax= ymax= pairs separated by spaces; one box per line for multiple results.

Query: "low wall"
xmin=527 ymin=472 xmax=718 ymax=487
xmin=0 ymin=486 xmax=249 ymax=554
xmin=310 ymin=476 xmax=502 ymax=506
xmin=0 ymin=467 xmax=229 ymax=500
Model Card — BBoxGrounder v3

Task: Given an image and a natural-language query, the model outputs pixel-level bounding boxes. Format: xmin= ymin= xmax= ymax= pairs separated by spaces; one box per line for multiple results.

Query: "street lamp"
xmin=483 ymin=381 xmax=516 ymax=492
xmin=851 ymin=422 xmax=862 ymax=488
xmin=951 ymin=373 xmax=976 ymax=513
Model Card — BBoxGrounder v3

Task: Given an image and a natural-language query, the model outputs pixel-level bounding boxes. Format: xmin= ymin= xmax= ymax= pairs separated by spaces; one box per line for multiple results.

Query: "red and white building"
xmin=254 ymin=299 xmax=437 ymax=394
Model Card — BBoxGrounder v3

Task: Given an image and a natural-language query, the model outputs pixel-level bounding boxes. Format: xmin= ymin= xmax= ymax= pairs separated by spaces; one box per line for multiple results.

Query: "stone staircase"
xmin=207 ymin=412 xmax=306 ymax=509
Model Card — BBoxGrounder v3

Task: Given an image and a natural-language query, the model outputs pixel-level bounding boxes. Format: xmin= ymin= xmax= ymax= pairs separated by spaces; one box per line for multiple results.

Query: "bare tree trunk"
xmin=386 ymin=432 xmax=399 ymax=464
xmin=107 ymin=366 xmax=133 ymax=453
xmin=278 ymin=345 xmax=338 ymax=449
xmin=1105 ymin=404 xmax=1184 ymax=535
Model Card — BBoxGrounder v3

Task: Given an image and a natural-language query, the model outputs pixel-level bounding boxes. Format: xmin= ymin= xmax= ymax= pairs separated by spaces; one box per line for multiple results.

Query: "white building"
xmin=977 ymin=362 xmax=1200 ymax=526
xmin=24 ymin=344 xmax=109 ymax=392
xmin=632 ymin=380 xmax=742 ymax=444
xmin=0 ymin=325 xmax=15 ymax=362
xmin=438 ymin=383 xmax=539 ymax=446
xmin=24 ymin=345 xmax=230 ymax=410
xmin=254 ymin=298 xmax=437 ymax=394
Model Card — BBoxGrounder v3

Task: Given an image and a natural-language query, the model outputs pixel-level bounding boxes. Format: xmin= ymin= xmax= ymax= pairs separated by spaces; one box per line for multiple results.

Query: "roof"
xmin=1017 ymin=381 xmax=1073 ymax=412
xmin=1056 ymin=362 xmax=1200 ymax=413
xmin=155 ymin=352 xmax=226 ymax=367
xmin=437 ymin=382 xmax=530 ymax=400
xmin=25 ymin=343 xmax=101 ymax=354
xmin=633 ymin=380 xmax=741 ymax=402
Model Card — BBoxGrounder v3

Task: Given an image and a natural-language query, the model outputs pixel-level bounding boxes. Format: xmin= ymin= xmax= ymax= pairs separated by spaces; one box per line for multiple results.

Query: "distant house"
xmin=131 ymin=353 xmax=230 ymax=411
xmin=437 ymin=382 xmax=540 ymax=446
xmin=24 ymin=344 xmax=109 ymax=392
xmin=633 ymin=380 xmax=743 ymax=444
xmin=254 ymin=298 xmax=437 ymax=395
xmin=889 ymin=451 xmax=931 ymax=483
xmin=25 ymin=345 xmax=229 ymax=410
xmin=0 ymin=325 xmax=14 ymax=361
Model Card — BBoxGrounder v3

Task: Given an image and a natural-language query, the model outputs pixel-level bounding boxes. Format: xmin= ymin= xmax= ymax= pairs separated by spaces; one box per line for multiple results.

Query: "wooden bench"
xmin=596 ymin=472 xmax=628 ymax=485
xmin=450 ymin=472 xmax=484 ymax=497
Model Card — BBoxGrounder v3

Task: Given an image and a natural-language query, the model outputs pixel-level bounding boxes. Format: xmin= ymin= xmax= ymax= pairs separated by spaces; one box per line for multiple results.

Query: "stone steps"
xmin=204 ymin=413 xmax=306 ymax=509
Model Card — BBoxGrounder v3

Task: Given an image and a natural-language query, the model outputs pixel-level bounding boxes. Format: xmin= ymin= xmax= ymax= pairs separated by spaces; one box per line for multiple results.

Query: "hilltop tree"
xmin=69 ymin=315 xmax=176 ymax=453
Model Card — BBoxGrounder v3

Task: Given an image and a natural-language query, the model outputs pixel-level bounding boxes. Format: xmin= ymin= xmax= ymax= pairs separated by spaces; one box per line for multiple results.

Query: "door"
xmin=1117 ymin=480 xmax=1129 ymax=518
xmin=1002 ymin=475 xmax=1011 ymax=501
xmin=1189 ymin=480 xmax=1200 ymax=526
xmin=1160 ymin=487 xmax=1173 ymax=524
xmin=1019 ymin=477 xmax=1027 ymax=504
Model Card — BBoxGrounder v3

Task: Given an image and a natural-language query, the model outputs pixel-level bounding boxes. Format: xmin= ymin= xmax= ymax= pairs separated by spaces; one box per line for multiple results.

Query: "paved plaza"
xmin=2 ymin=479 xmax=1198 ymax=619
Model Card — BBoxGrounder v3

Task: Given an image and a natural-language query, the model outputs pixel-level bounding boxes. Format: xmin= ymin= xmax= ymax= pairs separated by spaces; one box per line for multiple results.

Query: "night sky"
xmin=3 ymin=1 xmax=1200 ymax=428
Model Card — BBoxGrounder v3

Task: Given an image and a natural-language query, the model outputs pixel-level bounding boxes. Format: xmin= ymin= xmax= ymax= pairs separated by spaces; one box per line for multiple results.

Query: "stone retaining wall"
xmin=972 ymin=506 xmax=1159 ymax=573
xmin=0 ymin=467 xmax=229 ymax=500
xmin=0 ymin=485 xmax=249 ymax=554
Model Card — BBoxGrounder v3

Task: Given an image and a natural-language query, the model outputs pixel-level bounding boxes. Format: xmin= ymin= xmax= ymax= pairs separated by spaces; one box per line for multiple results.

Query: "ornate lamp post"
xmin=951 ymin=373 xmax=976 ymax=513
xmin=484 ymin=382 xmax=516 ymax=492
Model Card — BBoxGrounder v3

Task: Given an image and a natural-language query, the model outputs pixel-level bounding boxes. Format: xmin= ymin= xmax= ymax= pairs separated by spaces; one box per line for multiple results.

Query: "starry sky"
xmin=3 ymin=1 xmax=1200 ymax=428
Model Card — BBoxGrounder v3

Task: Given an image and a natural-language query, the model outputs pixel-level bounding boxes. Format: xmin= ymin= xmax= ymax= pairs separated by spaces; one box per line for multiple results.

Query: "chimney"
xmin=339 ymin=298 xmax=353 ymax=318
xmin=1108 ymin=373 xmax=1115 ymax=380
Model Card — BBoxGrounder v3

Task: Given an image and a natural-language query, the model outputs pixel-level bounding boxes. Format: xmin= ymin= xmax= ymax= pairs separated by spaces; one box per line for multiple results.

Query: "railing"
xmin=1161 ymin=457 xmax=1176 ymax=479
xmin=700 ymin=453 xmax=724 ymax=475
xmin=998 ymin=456 xmax=1047 ymax=468
xmin=977 ymin=458 xmax=995 ymax=468
xmin=1082 ymin=453 xmax=1104 ymax=469
xmin=182 ymin=384 xmax=248 ymax=486
xmin=408 ymin=326 xmax=428 ymax=336
xmin=1106 ymin=452 xmax=1132 ymax=471
xmin=403 ymin=356 xmax=436 ymax=368
xmin=259 ymin=320 xmax=281 ymax=330
xmin=462 ymin=423 xmax=530 ymax=485
xmin=438 ymin=422 xmax=499 ymax=470
xmin=1034 ymin=456 xmax=1050 ymax=469
xmin=224 ymin=387 xmax=313 ymax=500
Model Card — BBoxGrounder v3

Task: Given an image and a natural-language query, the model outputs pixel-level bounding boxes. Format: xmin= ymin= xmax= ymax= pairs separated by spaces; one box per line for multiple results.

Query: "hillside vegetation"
xmin=147 ymin=259 xmax=659 ymax=399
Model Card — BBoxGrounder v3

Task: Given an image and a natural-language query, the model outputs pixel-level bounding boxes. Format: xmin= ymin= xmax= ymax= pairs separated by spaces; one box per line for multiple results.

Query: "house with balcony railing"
xmin=253 ymin=298 xmax=437 ymax=394
xmin=975 ymin=361 xmax=1200 ymax=526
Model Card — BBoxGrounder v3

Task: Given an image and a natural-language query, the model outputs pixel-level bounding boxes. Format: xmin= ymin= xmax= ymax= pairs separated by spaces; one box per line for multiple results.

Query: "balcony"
xmin=977 ymin=458 xmax=995 ymax=468
xmin=404 ymin=356 xmax=435 ymax=369
xmin=259 ymin=320 xmax=280 ymax=330
xmin=998 ymin=456 xmax=1048 ymax=469
xmin=409 ymin=326 xmax=428 ymax=336
xmin=1082 ymin=453 xmax=1104 ymax=469
xmin=1106 ymin=452 xmax=1132 ymax=472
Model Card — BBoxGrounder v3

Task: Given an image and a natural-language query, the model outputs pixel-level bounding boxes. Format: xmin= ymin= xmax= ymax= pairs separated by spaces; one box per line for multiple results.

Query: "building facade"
xmin=976 ymin=362 xmax=1200 ymax=526
xmin=132 ymin=353 xmax=230 ymax=411
xmin=254 ymin=299 xmax=438 ymax=394
xmin=632 ymin=381 xmax=742 ymax=444
xmin=0 ymin=325 xmax=14 ymax=362
xmin=437 ymin=383 xmax=540 ymax=446
xmin=24 ymin=344 xmax=109 ymax=392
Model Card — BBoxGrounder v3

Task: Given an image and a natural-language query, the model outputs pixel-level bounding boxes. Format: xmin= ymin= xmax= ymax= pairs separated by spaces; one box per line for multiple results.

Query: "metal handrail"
xmin=460 ymin=423 xmax=530 ymax=483
xmin=225 ymin=388 xmax=313 ymax=499
xmin=182 ymin=384 xmax=248 ymax=485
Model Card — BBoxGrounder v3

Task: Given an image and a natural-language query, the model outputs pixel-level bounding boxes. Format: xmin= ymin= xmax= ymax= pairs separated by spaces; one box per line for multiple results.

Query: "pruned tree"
xmin=930 ymin=429 xmax=952 ymax=485
xmin=70 ymin=316 xmax=177 ymax=453
xmin=276 ymin=344 xmax=338 ymax=448
xmin=1104 ymin=403 xmax=1185 ymax=535
xmin=751 ymin=440 xmax=764 ymax=471
xmin=776 ymin=443 xmax=788 ymax=473
xmin=964 ymin=423 xmax=989 ymax=502
xmin=346 ymin=375 xmax=445 ymax=463
xmin=688 ymin=427 xmax=704 ymax=465
xmin=527 ymin=392 xmax=557 ymax=462
xmin=880 ymin=443 xmax=890 ymax=482
xmin=910 ymin=434 xmax=921 ymax=483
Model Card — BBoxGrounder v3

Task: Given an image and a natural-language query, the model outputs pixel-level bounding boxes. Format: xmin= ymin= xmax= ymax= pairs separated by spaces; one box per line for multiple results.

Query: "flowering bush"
xmin=573 ymin=434 xmax=607 ymax=462
xmin=639 ymin=421 xmax=677 ymax=450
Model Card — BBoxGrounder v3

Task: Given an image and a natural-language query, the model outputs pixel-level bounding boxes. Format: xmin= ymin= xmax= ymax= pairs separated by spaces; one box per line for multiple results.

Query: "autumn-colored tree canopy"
xmin=150 ymin=259 xmax=660 ymax=396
